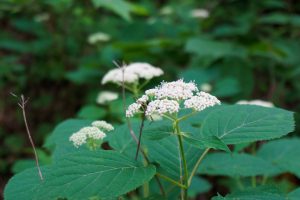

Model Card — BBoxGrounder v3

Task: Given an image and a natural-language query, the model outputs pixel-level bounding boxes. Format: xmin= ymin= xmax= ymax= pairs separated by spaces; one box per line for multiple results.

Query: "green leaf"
xmin=188 ymin=176 xmax=211 ymax=197
xmin=201 ymin=105 xmax=294 ymax=144
xmin=183 ymin=135 xmax=230 ymax=152
xmin=212 ymin=186 xmax=285 ymax=200
xmin=145 ymin=136 xmax=203 ymax=180
xmin=257 ymin=138 xmax=300 ymax=178
xmin=198 ymin=152 xmax=281 ymax=177
xmin=38 ymin=150 xmax=156 ymax=199
xmin=77 ymin=105 xmax=106 ymax=119
xmin=185 ymin=37 xmax=247 ymax=59
xmin=288 ymin=188 xmax=300 ymax=200
xmin=143 ymin=120 xmax=173 ymax=140
xmin=4 ymin=167 xmax=49 ymax=200
xmin=92 ymin=0 xmax=132 ymax=21
xmin=107 ymin=122 xmax=203 ymax=180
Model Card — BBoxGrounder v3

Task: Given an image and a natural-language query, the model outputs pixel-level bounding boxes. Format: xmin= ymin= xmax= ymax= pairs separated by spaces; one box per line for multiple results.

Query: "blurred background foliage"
xmin=1 ymin=0 xmax=300 ymax=198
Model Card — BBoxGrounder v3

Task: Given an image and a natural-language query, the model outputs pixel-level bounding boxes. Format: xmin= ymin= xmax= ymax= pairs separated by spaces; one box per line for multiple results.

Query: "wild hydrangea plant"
xmin=4 ymin=63 xmax=296 ymax=200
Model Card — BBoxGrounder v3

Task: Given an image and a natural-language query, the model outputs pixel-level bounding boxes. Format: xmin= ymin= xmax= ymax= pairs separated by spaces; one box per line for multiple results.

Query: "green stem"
xmin=188 ymin=148 xmax=210 ymax=186
xmin=236 ymin=177 xmax=245 ymax=190
xmin=261 ymin=175 xmax=268 ymax=185
xmin=177 ymin=111 xmax=197 ymax=122
xmin=156 ymin=173 xmax=187 ymax=189
xmin=175 ymin=122 xmax=188 ymax=200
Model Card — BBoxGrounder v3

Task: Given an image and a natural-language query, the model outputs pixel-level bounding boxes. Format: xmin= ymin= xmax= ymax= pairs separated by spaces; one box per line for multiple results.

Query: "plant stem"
xmin=188 ymin=148 xmax=210 ymax=186
xmin=175 ymin=122 xmax=188 ymax=200
xmin=156 ymin=173 xmax=187 ymax=189
xmin=177 ymin=111 xmax=197 ymax=122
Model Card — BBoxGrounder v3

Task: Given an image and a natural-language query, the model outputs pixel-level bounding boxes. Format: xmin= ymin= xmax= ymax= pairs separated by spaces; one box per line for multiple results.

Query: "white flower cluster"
xmin=184 ymin=92 xmax=220 ymax=111
xmin=69 ymin=121 xmax=114 ymax=148
xmin=96 ymin=91 xmax=118 ymax=104
xmin=88 ymin=32 xmax=110 ymax=44
xmin=236 ymin=100 xmax=274 ymax=108
xmin=126 ymin=79 xmax=221 ymax=118
xmin=101 ymin=62 xmax=163 ymax=85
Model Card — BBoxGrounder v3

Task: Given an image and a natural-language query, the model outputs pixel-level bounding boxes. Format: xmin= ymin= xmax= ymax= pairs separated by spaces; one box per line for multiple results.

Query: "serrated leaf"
xmin=38 ymin=150 xmax=156 ymax=199
xmin=257 ymin=138 xmax=300 ymax=178
xmin=201 ymin=105 xmax=294 ymax=144
xmin=198 ymin=152 xmax=282 ymax=177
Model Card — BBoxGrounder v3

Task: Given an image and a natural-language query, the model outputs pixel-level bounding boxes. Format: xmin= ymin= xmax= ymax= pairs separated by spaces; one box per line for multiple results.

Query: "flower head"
xmin=69 ymin=120 xmax=114 ymax=148
xmin=96 ymin=91 xmax=118 ymax=104
xmin=91 ymin=120 xmax=114 ymax=131
xmin=69 ymin=127 xmax=106 ymax=148
xmin=152 ymin=79 xmax=198 ymax=100
xmin=236 ymin=100 xmax=274 ymax=108
xmin=146 ymin=99 xmax=179 ymax=116
xmin=101 ymin=62 xmax=163 ymax=85
xmin=184 ymin=92 xmax=221 ymax=111
xmin=126 ymin=79 xmax=220 ymax=118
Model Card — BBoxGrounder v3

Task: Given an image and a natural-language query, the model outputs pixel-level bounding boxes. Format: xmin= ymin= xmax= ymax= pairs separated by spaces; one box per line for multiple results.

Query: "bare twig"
xmin=11 ymin=93 xmax=44 ymax=181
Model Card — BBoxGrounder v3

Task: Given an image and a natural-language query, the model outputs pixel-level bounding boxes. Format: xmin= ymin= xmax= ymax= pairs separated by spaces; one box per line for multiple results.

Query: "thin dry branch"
xmin=11 ymin=93 xmax=44 ymax=181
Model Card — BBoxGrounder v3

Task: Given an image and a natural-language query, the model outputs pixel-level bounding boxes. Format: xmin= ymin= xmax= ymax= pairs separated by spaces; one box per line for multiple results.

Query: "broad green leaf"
xmin=92 ymin=0 xmax=132 ymax=21
xmin=4 ymin=167 xmax=49 ymax=200
xmin=188 ymin=176 xmax=211 ymax=198
xmin=143 ymin=120 xmax=173 ymax=140
xmin=257 ymin=138 xmax=300 ymax=178
xmin=185 ymin=37 xmax=247 ymax=59
xmin=145 ymin=136 xmax=203 ymax=180
xmin=201 ymin=105 xmax=294 ymax=144
xmin=37 ymin=150 xmax=156 ymax=199
xmin=212 ymin=186 xmax=285 ymax=200
xmin=198 ymin=152 xmax=282 ymax=177
xmin=108 ymin=121 xmax=203 ymax=180
xmin=77 ymin=105 xmax=106 ymax=119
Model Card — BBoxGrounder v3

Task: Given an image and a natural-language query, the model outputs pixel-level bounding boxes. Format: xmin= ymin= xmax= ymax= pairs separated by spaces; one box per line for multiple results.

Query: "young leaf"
xmin=201 ymin=105 xmax=294 ymax=144
xmin=198 ymin=152 xmax=282 ymax=177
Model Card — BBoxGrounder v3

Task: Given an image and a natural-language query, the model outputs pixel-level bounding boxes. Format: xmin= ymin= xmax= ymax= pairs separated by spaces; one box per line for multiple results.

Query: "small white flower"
xmin=88 ymin=32 xmax=110 ymax=44
xmin=184 ymin=91 xmax=221 ymax=111
xmin=153 ymin=79 xmax=198 ymax=100
xmin=126 ymin=103 xmax=142 ymax=117
xmin=137 ymin=95 xmax=149 ymax=104
xmin=190 ymin=9 xmax=210 ymax=19
xmin=69 ymin=126 xmax=106 ymax=148
xmin=96 ymin=91 xmax=118 ymax=104
xmin=236 ymin=100 xmax=274 ymax=108
xmin=145 ymin=89 xmax=158 ymax=96
xmin=91 ymin=120 xmax=114 ymax=131
xmin=101 ymin=62 xmax=163 ymax=85
xmin=200 ymin=83 xmax=212 ymax=92
xmin=146 ymin=99 xmax=179 ymax=116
